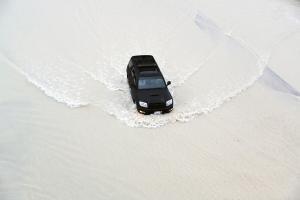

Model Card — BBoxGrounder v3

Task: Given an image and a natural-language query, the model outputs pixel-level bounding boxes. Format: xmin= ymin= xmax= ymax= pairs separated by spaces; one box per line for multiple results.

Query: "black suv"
xmin=127 ymin=55 xmax=173 ymax=114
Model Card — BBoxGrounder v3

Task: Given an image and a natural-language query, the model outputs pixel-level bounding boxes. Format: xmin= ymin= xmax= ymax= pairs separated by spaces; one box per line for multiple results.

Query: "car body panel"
xmin=127 ymin=55 xmax=173 ymax=114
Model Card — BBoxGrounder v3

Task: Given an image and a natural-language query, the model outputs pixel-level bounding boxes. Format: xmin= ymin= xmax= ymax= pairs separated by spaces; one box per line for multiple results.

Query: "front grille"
xmin=148 ymin=102 xmax=165 ymax=109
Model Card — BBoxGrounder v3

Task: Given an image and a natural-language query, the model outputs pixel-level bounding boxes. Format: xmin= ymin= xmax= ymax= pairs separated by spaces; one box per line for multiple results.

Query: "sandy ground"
xmin=1 ymin=56 xmax=300 ymax=199
xmin=1 ymin=0 xmax=300 ymax=199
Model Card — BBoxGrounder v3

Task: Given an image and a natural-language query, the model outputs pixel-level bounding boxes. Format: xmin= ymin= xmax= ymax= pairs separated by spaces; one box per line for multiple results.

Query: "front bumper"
xmin=137 ymin=104 xmax=173 ymax=114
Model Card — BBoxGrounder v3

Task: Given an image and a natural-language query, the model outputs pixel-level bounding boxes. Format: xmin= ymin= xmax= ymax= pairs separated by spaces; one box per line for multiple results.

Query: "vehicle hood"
xmin=137 ymin=88 xmax=172 ymax=103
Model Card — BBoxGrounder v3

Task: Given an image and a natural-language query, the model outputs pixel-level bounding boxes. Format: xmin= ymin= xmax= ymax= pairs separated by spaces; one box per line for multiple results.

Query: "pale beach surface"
xmin=0 ymin=0 xmax=300 ymax=199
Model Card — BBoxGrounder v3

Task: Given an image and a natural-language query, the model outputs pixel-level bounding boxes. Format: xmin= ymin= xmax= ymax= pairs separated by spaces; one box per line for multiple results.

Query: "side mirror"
xmin=167 ymin=81 xmax=171 ymax=86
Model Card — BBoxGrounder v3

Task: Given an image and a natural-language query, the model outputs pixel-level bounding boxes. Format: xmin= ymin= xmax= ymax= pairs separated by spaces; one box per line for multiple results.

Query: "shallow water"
xmin=0 ymin=0 xmax=299 ymax=127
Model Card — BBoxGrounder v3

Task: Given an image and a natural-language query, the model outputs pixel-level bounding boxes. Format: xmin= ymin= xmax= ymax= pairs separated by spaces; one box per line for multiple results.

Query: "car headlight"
xmin=139 ymin=101 xmax=148 ymax=108
xmin=166 ymin=99 xmax=173 ymax=106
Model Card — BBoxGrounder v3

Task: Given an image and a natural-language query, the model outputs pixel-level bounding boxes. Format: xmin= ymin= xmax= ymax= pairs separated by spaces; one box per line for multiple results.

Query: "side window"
xmin=130 ymin=69 xmax=136 ymax=86
xmin=133 ymin=75 xmax=137 ymax=86
xmin=131 ymin=68 xmax=134 ymax=79
xmin=129 ymin=60 xmax=133 ymax=68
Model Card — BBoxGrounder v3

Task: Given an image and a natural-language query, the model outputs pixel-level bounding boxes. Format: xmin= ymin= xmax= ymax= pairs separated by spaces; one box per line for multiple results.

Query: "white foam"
xmin=0 ymin=0 xmax=298 ymax=127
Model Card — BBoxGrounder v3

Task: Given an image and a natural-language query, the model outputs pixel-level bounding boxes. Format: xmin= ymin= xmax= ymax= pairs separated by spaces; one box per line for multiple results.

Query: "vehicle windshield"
xmin=138 ymin=76 xmax=166 ymax=89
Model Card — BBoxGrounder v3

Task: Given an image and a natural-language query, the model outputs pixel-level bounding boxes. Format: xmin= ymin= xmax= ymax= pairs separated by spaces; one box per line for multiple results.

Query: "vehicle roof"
xmin=130 ymin=55 xmax=163 ymax=78
xmin=130 ymin=55 xmax=158 ymax=67
xmin=136 ymin=68 xmax=162 ymax=78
